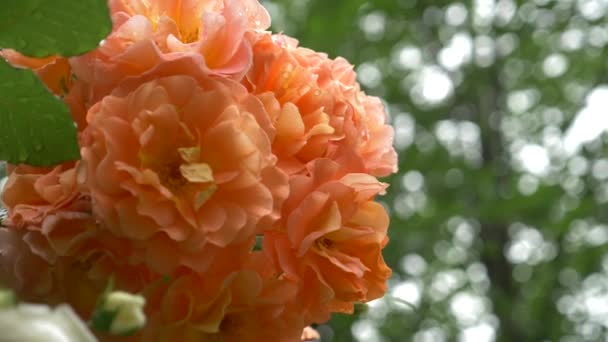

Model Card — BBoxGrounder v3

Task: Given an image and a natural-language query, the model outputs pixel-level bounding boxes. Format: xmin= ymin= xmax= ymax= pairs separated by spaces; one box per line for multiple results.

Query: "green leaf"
xmin=90 ymin=309 xmax=118 ymax=333
xmin=0 ymin=58 xmax=80 ymax=166
xmin=0 ymin=0 xmax=111 ymax=57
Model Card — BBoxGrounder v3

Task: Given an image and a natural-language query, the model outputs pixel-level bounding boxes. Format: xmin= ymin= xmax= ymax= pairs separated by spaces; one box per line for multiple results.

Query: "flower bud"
xmin=91 ymin=291 xmax=146 ymax=336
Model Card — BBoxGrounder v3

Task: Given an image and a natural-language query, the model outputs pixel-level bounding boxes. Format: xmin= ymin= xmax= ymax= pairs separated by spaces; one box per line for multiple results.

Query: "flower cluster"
xmin=0 ymin=0 xmax=397 ymax=340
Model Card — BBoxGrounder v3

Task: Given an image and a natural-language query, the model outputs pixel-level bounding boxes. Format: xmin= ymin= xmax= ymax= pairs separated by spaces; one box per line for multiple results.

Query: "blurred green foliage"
xmin=267 ymin=0 xmax=608 ymax=341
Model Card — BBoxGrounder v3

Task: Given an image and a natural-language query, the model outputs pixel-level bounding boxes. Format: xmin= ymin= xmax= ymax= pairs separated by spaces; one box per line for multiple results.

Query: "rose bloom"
xmin=264 ymin=158 xmax=392 ymax=323
xmin=1 ymin=163 xmax=88 ymax=231
xmin=0 ymin=163 xmax=137 ymax=278
xmin=0 ymin=163 xmax=115 ymax=279
xmin=137 ymin=262 xmax=302 ymax=342
xmin=67 ymin=0 xmax=270 ymax=125
xmin=80 ymin=72 xmax=288 ymax=275
xmin=107 ymin=0 xmax=269 ymax=75
xmin=0 ymin=225 xmax=159 ymax=319
xmin=245 ymin=34 xmax=398 ymax=177
xmin=0 ymin=228 xmax=58 ymax=301
xmin=0 ymin=163 xmax=159 ymax=317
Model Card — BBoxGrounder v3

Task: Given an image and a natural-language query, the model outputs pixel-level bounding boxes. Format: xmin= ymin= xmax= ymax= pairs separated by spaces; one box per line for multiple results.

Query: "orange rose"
xmin=140 ymin=262 xmax=302 ymax=342
xmin=80 ymin=74 xmax=288 ymax=274
xmin=2 ymin=163 xmax=88 ymax=230
xmin=264 ymin=159 xmax=391 ymax=323
xmin=0 ymin=228 xmax=56 ymax=299
xmin=0 ymin=226 xmax=152 ymax=318
xmin=110 ymin=0 xmax=269 ymax=71
xmin=246 ymin=34 xmax=398 ymax=177
xmin=0 ymin=1 xmax=398 ymax=340
xmin=67 ymin=0 xmax=269 ymax=122
xmin=0 ymin=163 xmax=112 ymax=268
xmin=0 ymin=164 xmax=154 ymax=313
xmin=342 ymin=93 xmax=399 ymax=177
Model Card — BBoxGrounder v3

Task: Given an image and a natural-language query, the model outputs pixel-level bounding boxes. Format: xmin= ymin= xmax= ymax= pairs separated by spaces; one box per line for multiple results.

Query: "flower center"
xmin=139 ymin=146 xmax=215 ymax=198
xmin=131 ymin=0 xmax=201 ymax=44
xmin=156 ymin=158 xmax=188 ymax=192
xmin=316 ymin=237 xmax=334 ymax=250
xmin=219 ymin=314 xmax=249 ymax=339
xmin=179 ymin=27 xmax=200 ymax=44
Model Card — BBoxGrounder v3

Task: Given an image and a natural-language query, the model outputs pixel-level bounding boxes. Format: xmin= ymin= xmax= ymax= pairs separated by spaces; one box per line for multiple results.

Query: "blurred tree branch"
xmin=476 ymin=63 xmax=526 ymax=342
